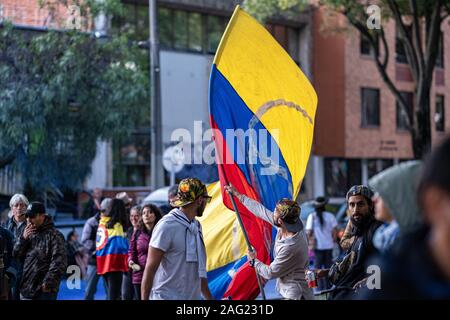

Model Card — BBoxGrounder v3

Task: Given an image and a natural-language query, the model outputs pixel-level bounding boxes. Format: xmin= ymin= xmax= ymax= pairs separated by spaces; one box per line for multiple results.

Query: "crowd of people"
xmin=1 ymin=135 xmax=450 ymax=300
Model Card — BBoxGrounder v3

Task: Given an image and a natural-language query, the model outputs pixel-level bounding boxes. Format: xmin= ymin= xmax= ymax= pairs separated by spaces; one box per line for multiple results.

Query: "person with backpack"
xmin=305 ymin=196 xmax=338 ymax=291
xmin=128 ymin=204 xmax=162 ymax=300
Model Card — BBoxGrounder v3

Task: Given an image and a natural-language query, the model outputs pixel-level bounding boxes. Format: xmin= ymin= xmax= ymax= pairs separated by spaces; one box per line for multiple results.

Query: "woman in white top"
xmin=305 ymin=197 xmax=337 ymax=291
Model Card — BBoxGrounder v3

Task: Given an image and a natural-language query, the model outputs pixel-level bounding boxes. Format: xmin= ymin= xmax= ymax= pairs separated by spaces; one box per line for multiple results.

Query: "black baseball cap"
xmin=25 ymin=202 xmax=46 ymax=218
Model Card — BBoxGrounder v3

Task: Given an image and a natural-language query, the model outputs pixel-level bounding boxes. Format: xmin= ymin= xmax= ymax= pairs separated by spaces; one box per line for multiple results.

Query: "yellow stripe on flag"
xmin=214 ymin=6 xmax=317 ymax=198
xmin=198 ymin=181 xmax=247 ymax=271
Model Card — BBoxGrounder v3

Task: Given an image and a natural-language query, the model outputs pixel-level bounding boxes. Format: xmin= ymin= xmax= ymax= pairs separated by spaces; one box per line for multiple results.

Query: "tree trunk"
xmin=411 ymin=81 xmax=432 ymax=159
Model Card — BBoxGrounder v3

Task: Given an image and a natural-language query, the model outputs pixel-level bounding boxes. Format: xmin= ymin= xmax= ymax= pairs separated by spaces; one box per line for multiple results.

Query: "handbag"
xmin=328 ymin=250 xmax=356 ymax=285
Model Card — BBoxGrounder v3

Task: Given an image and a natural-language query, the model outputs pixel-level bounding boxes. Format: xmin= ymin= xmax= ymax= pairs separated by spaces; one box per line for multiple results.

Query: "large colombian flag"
xmin=207 ymin=6 xmax=317 ymax=299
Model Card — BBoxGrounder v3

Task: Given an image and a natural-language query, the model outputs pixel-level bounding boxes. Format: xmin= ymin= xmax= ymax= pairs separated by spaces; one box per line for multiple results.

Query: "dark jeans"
xmin=314 ymin=249 xmax=333 ymax=290
xmin=11 ymin=271 xmax=22 ymax=300
xmin=103 ymin=272 xmax=123 ymax=300
xmin=122 ymin=271 xmax=134 ymax=300
xmin=133 ymin=284 xmax=141 ymax=300
xmin=85 ymin=264 xmax=107 ymax=300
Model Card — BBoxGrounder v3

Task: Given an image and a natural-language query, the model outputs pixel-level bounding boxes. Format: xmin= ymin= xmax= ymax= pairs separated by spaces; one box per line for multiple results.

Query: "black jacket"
xmin=1 ymin=226 xmax=17 ymax=286
xmin=329 ymin=217 xmax=382 ymax=299
xmin=3 ymin=217 xmax=26 ymax=242
xmin=13 ymin=216 xmax=67 ymax=299
xmin=359 ymin=225 xmax=450 ymax=299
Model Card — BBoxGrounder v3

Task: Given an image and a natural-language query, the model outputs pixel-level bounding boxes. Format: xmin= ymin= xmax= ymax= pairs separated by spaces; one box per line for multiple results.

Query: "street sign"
xmin=163 ymin=145 xmax=185 ymax=185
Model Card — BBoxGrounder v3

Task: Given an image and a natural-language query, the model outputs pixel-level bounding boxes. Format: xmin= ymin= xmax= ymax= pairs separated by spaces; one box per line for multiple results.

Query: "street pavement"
xmin=57 ymin=277 xmax=280 ymax=300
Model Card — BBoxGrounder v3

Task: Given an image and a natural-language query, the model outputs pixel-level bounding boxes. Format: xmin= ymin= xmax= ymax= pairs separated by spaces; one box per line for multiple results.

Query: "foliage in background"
xmin=0 ymin=0 xmax=149 ymax=198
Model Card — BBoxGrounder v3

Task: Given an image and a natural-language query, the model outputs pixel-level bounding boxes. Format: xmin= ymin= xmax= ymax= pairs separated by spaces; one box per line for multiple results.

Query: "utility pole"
xmin=149 ymin=0 xmax=164 ymax=190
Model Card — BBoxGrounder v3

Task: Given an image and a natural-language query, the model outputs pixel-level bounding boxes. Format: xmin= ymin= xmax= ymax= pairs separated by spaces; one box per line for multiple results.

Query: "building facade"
xmin=310 ymin=6 xmax=450 ymax=199
xmin=2 ymin=0 xmax=448 ymax=202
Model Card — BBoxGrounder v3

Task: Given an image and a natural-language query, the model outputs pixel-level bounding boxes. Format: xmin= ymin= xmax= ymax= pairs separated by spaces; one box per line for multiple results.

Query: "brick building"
xmin=308 ymin=6 xmax=450 ymax=199
xmin=1 ymin=1 xmax=449 ymax=202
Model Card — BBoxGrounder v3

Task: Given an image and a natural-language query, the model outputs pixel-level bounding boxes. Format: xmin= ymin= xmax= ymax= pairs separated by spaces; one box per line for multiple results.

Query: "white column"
xmin=362 ymin=159 xmax=369 ymax=185
xmin=312 ymin=156 xmax=325 ymax=198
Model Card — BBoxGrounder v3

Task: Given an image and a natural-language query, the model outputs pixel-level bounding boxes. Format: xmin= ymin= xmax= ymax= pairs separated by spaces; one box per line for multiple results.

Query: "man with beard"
xmin=315 ymin=185 xmax=382 ymax=299
xmin=141 ymin=178 xmax=213 ymax=300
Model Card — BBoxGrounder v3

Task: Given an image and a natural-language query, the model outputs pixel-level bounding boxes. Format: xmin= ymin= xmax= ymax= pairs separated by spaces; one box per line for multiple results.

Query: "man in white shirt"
xmin=305 ymin=196 xmax=337 ymax=291
xmin=141 ymin=178 xmax=213 ymax=300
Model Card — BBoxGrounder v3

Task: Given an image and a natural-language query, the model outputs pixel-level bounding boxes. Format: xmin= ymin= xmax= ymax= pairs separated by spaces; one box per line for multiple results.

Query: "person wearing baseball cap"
xmin=224 ymin=184 xmax=313 ymax=300
xmin=13 ymin=202 xmax=67 ymax=300
xmin=141 ymin=178 xmax=213 ymax=300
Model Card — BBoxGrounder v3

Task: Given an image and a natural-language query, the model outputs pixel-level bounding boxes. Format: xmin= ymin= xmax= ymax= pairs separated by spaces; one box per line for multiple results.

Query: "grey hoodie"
xmin=368 ymin=160 xmax=423 ymax=233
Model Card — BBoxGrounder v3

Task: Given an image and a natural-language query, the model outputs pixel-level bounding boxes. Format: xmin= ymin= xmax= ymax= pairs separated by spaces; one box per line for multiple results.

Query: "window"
xmin=435 ymin=95 xmax=445 ymax=132
xmin=111 ymin=3 xmax=149 ymax=41
xmin=361 ymin=88 xmax=380 ymax=127
xmin=113 ymin=132 xmax=150 ymax=186
xmin=396 ymin=91 xmax=414 ymax=130
xmin=174 ymin=10 xmax=188 ymax=50
xmin=207 ymin=15 xmax=226 ymax=53
xmin=436 ymin=31 xmax=444 ymax=68
xmin=396 ymin=25 xmax=412 ymax=64
xmin=360 ymin=33 xmax=379 ymax=57
xmin=367 ymin=159 xmax=394 ymax=179
xmin=157 ymin=7 xmax=225 ymax=54
xmin=325 ymin=159 xmax=362 ymax=197
xmin=158 ymin=7 xmax=173 ymax=48
xmin=188 ymin=13 xmax=202 ymax=52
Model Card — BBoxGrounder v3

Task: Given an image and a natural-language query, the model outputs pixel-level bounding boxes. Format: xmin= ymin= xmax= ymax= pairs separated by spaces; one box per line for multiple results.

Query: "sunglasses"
xmin=202 ymin=195 xmax=212 ymax=204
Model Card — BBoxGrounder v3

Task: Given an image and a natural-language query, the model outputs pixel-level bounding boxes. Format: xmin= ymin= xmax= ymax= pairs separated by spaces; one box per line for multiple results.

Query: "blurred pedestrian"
xmin=369 ymin=161 xmax=423 ymax=252
xmin=2 ymin=193 xmax=29 ymax=300
xmin=81 ymin=198 xmax=110 ymax=300
xmin=141 ymin=178 xmax=213 ymax=300
xmin=96 ymin=199 xmax=129 ymax=300
xmin=13 ymin=202 xmax=67 ymax=300
xmin=122 ymin=205 xmax=141 ymax=300
xmin=159 ymin=184 xmax=179 ymax=216
xmin=83 ymin=188 xmax=103 ymax=219
xmin=306 ymin=196 xmax=337 ymax=291
xmin=361 ymin=136 xmax=450 ymax=299
xmin=226 ymin=184 xmax=314 ymax=300
xmin=0 ymin=225 xmax=16 ymax=300
xmin=128 ymin=204 xmax=162 ymax=300
xmin=66 ymin=230 xmax=88 ymax=279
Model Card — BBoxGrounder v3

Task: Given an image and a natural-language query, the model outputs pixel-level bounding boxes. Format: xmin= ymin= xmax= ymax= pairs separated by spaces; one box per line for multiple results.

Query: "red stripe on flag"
xmin=210 ymin=117 xmax=272 ymax=300
xmin=96 ymin=253 xmax=128 ymax=275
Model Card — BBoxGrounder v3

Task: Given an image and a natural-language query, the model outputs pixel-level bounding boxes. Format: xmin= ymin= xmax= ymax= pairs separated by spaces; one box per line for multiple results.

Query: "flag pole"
xmin=226 ymin=189 xmax=267 ymax=300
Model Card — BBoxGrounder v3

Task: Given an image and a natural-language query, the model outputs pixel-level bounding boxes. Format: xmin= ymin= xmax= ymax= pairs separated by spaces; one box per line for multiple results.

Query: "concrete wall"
xmin=160 ymin=50 xmax=213 ymax=147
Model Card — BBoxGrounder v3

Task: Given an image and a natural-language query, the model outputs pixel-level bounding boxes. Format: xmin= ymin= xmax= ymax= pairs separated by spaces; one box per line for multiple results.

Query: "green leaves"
xmin=0 ymin=22 xmax=149 ymax=193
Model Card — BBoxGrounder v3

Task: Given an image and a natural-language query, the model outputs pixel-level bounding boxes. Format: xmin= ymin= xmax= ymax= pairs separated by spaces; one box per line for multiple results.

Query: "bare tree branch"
xmin=346 ymin=16 xmax=412 ymax=130
xmin=409 ymin=0 xmax=425 ymax=75
xmin=379 ymin=27 xmax=389 ymax=69
xmin=424 ymin=0 xmax=443 ymax=82
xmin=387 ymin=0 xmax=419 ymax=83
